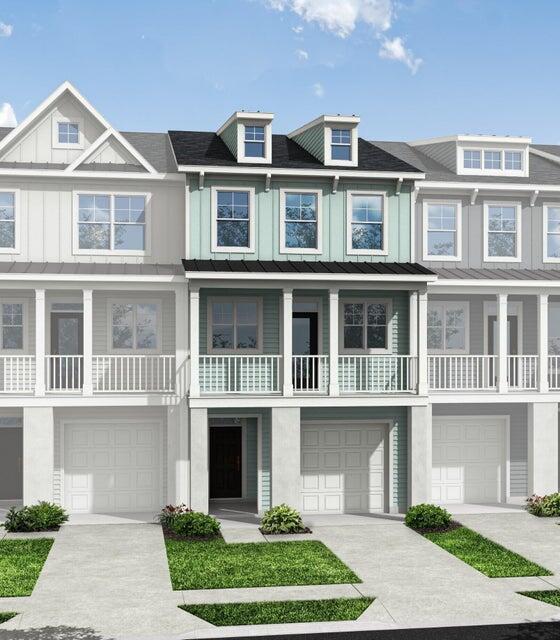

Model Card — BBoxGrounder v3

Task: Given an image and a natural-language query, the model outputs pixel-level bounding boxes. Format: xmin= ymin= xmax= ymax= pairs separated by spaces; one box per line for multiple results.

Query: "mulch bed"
xmin=161 ymin=527 xmax=223 ymax=542
xmin=409 ymin=520 xmax=462 ymax=535
xmin=259 ymin=527 xmax=313 ymax=535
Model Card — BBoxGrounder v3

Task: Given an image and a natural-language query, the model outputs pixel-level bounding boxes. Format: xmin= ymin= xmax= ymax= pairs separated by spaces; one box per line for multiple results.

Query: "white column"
xmin=407 ymin=404 xmax=432 ymax=506
xmin=538 ymin=293 xmax=549 ymax=393
xmin=167 ymin=398 xmax=190 ymax=505
xmin=329 ymin=288 xmax=339 ymax=396
xmin=23 ymin=407 xmax=54 ymax=504
xmin=417 ymin=289 xmax=428 ymax=395
xmin=189 ymin=407 xmax=208 ymax=512
xmin=82 ymin=289 xmax=93 ymax=395
xmin=528 ymin=402 xmax=558 ymax=496
xmin=175 ymin=286 xmax=189 ymax=398
xmin=282 ymin=288 xmax=293 ymax=397
xmin=34 ymin=289 xmax=45 ymax=396
xmin=271 ymin=407 xmax=301 ymax=508
xmin=189 ymin=287 xmax=200 ymax=397
xmin=497 ymin=293 xmax=508 ymax=393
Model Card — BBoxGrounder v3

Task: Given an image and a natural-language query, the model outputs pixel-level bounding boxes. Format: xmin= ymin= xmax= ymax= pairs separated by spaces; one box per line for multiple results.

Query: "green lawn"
xmin=424 ymin=527 xmax=551 ymax=578
xmin=519 ymin=590 xmax=560 ymax=607
xmin=0 ymin=612 xmax=17 ymax=624
xmin=181 ymin=597 xmax=373 ymax=626
xmin=0 ymin=538 xmax=54 ymax=597
xmin=165 ymin=538 xmax=360 ymax=590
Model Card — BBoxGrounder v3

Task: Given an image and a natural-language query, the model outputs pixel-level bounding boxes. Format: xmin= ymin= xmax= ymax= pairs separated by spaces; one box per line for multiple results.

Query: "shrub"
xmin=405 ymin=503 xmax=452 ymax=531
xmin=526 ymin=493 xmax=560 ymax=517
xmin=3 ymin=502 xmax=68 ymax=532
xmin=157 ymin=505 xmax=220 ymax=539
xmin=260 ymin=504 xmax=307 ymax=534
xmin=157 ymin=504 xmax=192 ymax=529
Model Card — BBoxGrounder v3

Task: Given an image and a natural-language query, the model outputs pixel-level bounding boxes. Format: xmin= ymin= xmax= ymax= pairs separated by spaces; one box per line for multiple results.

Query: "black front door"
xmin=50 ymin=313 xmax=84 ymax=390
xmin=210 ymin=426 xmax=242 ymax=499
xmin=292 ymin=311 xmax=319 ymax=390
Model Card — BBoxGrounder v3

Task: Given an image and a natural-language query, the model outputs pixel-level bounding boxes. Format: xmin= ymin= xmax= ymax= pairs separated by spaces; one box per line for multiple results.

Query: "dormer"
xmin=217 ymin=111 xmax=274 ymax=164
xmin=410 ymin=134 xmax=531 ymax=178
xmin=288 ymin=115 xmax=360 ymax=167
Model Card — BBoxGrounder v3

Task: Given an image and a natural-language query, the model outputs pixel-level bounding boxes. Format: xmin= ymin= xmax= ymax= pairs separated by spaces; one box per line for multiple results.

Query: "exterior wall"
xmin=84 ymin=137 xmax=139 ymax=166
xmin=220 ymin=121 xmax=238 ymax=158
xmin=0 ymin=176 xmax=184 ymax=264
xmin=415 ymin=142 xmax=457 ymax=172
xmin=291 ymin=123 xmax=325 ymax=162
xmin=188 ymin=176 xmax=411 ymax=262
xmin=246 ymin=417 xmax=258 ymax=500
xmin=432 ymin=403 xmax=528 ymax=496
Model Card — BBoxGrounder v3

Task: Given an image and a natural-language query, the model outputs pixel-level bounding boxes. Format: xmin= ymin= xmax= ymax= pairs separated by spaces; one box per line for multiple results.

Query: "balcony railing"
xmin=46 ymin=355 xmax=83 ymax=392
xmin=508 ymin=355 xmax=538 ymax=391
xmin=0 ymin=356 xmax=35 ymax=393
xmin=428 ymin=355 xmax=497 ymax=391
xmin=199 ymin=355 xmax=281 ymax=394
xmin=93 ymin=355 xmax=175 ymax=393
xmin=292 ymin=355 xmax=329 ymax=393
xmin=549 ymin=356 xmax=560 ymax=390
xmin=338 ymin=355 xmax=417 ymax=393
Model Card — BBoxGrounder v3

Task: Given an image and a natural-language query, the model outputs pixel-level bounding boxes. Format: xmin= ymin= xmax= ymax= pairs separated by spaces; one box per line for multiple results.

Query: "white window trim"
xmin=72 ymin=190 xmax=151 ymax=257
xmin=211 ymin=186 xmax=256 ymax=254
xmin=458 ymin=145 xmax=528 ymax=177
xmin=207 ymin=297 xmax=263 ymax=355
xmin=279 ymin=188 xmax=322 ymax=255
xmin=52 ymin=115 xmax=84 ymax=150
xmin=427 ymin=300 xmax=470 ymax=355
xmin=107 ymin=299 xmax=162 ymax=354
xmin=483 ymin=201 xmax=522 ymax=263
xmin=324 ymin=125 xmax=359 ymax=167
xmin=542 ymin=202 xmax=560 ymax=263
xmin=0 ymin=299 xmax=28 ymax=353
xmin=422 ymin=199 xmax=462 ymax=262
xmin=339 ymin=298 xmax=393 ymax=355
xmin=0 ymin=188 xmax=20 ymax=255
xmin=346 ymin=190 xmax=389 ymax=256
xmin=237 ymin=120 xmax=272 ymax=164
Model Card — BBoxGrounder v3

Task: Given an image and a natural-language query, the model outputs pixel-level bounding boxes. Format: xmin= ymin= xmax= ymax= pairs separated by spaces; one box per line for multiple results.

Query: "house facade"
xmin=1 ymin=82 xmax=558 ymax=518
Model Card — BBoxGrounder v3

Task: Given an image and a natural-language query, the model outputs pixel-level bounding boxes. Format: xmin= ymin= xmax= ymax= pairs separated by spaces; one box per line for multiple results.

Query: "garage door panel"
xmin=345 ymin=430 xmax=361 ymax=446
xmin=324 ymin=430 xmax=340 ymax=446
xmin=324 ymin=452 xmax=340 ymax=468
xmin=345 ymin=451 xmax=362 ymax=468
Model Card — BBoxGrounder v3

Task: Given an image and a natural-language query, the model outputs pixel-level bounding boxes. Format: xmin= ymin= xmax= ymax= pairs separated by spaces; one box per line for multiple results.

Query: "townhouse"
xmin=0 ymin=82 xmax=558 ymax=520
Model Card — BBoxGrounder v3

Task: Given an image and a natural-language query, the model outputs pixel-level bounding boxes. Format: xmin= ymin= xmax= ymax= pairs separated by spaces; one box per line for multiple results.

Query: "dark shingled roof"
xmin=168 ymin=131 xmax=422 ymax=173
xmin=434 ymin=267 xmax=560 ymax=281
xmin=183 ymin=259 xmax=435 ymax=277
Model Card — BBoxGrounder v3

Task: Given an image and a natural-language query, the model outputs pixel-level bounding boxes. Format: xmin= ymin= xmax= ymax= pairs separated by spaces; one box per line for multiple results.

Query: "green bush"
xmin=3 ymin=502 xmax=68 ymax=532
xmin=526 ymin=493 xmax=560 ymax=517
xmin=260 ymin=504 xmax=306 ymax=534
xmin=158 ymin=505 xmax=220 ymax=539
xmin=405 ymin=503 xmax=452 ymax=531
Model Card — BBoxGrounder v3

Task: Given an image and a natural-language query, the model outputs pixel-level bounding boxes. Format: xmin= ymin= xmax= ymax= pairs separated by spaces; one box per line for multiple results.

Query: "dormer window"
xmin=505 ymin=151 xmax=522 ymax=170
xmin=58 ymin=122 xmax=79 ymax=145
xmin=244 ymin=125 xmax=265 ymax=158
xmin=331 ymin=128 xmax=352 ymax=161
xmin=463 ymin=150 xmax=481 ymax=169
xmin=484 ymin=151 xmax=501 ymax=170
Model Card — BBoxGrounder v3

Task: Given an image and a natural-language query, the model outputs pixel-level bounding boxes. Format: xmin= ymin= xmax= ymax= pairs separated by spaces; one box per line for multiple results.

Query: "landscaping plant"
xmin=404 ymin=503 xmax=452 ymax=531
xmin=2 ymin=502 xmax=68 ymax=533
xmin=157 ymin=505 xmax=220 ymax=539
xmin=526 ymin=493 xmax=560 ymax=517
xmin=260 ymin=504 xmax=308 ymax=534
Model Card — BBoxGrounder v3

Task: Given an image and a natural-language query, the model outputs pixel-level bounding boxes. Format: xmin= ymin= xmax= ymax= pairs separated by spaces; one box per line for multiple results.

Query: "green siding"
xmin=188 ymin=176 xmax=412 ymax=262
xmin=261 ymin=411 xmax=271 ymax=511
xmin=220 ymin=120 xmax=238 ymax=158
xmin=291 ymin=123 xmax=325 ymax=162
xmin=246 ymin=418 xmax=258 ymax=499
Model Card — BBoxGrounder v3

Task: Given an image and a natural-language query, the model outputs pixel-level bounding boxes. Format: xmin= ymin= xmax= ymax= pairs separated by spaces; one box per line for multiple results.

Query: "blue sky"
xmin=0 ymin=1 xmax=559 ymax=142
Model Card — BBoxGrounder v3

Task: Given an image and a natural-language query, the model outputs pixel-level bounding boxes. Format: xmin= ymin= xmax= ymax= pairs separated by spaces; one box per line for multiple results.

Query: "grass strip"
xmin=0 ymin=612 xmax=17 ymax=624
xmin=0 ymin=538 xmax=54 ymax=597
xmin=181 ymin=597 xmax=374 ymax=626
xmin=519 ymin=590 xmax=560 ymax=607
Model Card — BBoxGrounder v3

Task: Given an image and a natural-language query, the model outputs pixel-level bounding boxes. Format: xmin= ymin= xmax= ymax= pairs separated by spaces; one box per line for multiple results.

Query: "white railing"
xmin=46 ymin=355 xmax=83 ymax=392
xmin=338 ymin=355 xmax=417 ymax=393
xmin=199 ymin=355 xmax=281 ymax=394
xmin=292 ymin=356 xmax=329 ymax=393
xmin=0 ymin=356 xmax=35 ymax=393
xmin=549 ymin=356 xmax=560 ymax=390
xmin=508 ymin=355 xmax=538 ymax=391
xmin=93 ymin=355 xmax=176 ymax=393
xmin=429 ymin=355 xmax=497 ymax=391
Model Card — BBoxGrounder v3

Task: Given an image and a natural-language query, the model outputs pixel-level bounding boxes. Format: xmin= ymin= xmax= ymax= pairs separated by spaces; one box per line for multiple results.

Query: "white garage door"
xmin=301 ymin=423 xmax=386 ymax=513
xmin=432 ymin=416 xmax=505 ymax=504
xmin=63 ymin=421 xmax=162 ymax=513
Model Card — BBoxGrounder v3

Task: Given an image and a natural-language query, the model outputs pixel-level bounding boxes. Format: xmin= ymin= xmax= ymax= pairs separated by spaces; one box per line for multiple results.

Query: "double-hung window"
xmin=0 ymin=302 xmax=24 ymax=351
xmin=77 ymin=193 xmax=148 ymax=253
xmin=210 ymin=299 xmax=260 ymax=352
xmin=544 ymin=204 xmax=560 ymax=262
xmin=341 ymin=300 xmax=390 ymax=352
xmin=0 ymin=191 xmax=16 ymax=250
xmin=58 ymin=122 xmax=79 ymax=145
xmin=427 ymin=302 xmax=469 ymax=353
xmin=244 ymin=125 xmax=265 ymax=158
xmin=347 ymin=192 xmax=386 ymax=254
xmin=484 ymin=202 xmax=521 ymax=261
xmin=111 ymin=302 xmax=159 ymax=351
xmin=281 ymin=190 xmax=320 ymax=252
xmin=331 ymin=128 xmax=352 ymax=161
xmin=423 ymin=201 xmax=461 ymax=260
xmin=212 ymin=188 xmax=254 ymax=252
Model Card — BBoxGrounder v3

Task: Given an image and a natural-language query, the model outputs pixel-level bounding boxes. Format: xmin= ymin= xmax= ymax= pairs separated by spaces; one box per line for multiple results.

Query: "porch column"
xmin=538 ymin=293 xmax=549 ymax=393
xmin=407 ymin=404 xmax=432 ymax=506
xmin=34 ymin=289 xmax=45 ymax=396
xmin=189 ymin=286 xmax=200 ymax=397
xmin=175 ymin=285 xmax=189 ymax=398
xmin=417 ymin=289 xmax=428 ymax=395
xmin=23 ymin=407 xmax=54 ymax=503
xmin=82 ymin=289 xmax=93 ymax=395
xmin=528 ymin=402 xmax=558 ymax=495
xmin=497 ymin=293 xmax=508 ymax=393
xmin=167 ymin=398 xmax=190 ymax=505
xmin=282 ymin=288 xmax=293 ymax=397
xmin=329 ymin=288 xmax=339 ymax=396
xmin=271 ymin=407 xmax=301 ymax=508
xmin=189 ymin=407 xmax=208 ymax=512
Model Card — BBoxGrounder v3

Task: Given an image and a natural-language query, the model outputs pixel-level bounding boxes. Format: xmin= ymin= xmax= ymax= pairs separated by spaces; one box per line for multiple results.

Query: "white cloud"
xmin=379 ymin=36 xmax=422 ymax=74
xmin=295 ymin=48 xmax=309 ymax=60
xmin=0 ymin=22 xmax=13 ymax=37
xmin=0 ymin=103 xmax=16 ymax=127
xmin=292 ymin=25 xmax=304 ymax=34
xmin=312 ymin=82 xmax=324 ymax=98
